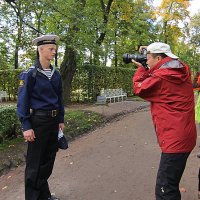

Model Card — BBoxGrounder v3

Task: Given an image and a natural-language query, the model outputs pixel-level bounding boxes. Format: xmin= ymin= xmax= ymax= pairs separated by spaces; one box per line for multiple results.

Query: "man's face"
xmin=146 ymin=54 xmax=161 ymax=69
xmin=40 ymin=44 xmax=57 ymax=61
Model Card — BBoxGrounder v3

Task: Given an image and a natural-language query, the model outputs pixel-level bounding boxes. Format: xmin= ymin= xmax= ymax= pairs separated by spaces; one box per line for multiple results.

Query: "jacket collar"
xmin=149 ymin=57 xmax=173 ymax=73
xmin=34 ymin=59 xmax=53 ymax=70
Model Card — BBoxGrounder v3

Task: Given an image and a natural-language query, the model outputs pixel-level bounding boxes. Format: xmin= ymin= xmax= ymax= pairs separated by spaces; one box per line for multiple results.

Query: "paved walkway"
xmin=0 ymin=100 xmax=199 ymax=200
xmin=69 ymin=100 xmax=150 ymax=119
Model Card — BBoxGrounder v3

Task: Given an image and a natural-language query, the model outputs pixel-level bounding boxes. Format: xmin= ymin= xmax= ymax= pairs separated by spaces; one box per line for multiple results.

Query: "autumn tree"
xmin=154 ymin=0 xmax=190 ymax=48
xmin=107 ymin=0 xmax=156 ymax=67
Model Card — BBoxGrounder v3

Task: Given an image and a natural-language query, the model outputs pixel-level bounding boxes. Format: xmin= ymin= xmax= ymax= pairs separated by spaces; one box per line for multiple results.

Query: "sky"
xmin=153 ymin=0 xmax=200 ymax=16
xmin=187 ymin=0 xmax=200 ymax=16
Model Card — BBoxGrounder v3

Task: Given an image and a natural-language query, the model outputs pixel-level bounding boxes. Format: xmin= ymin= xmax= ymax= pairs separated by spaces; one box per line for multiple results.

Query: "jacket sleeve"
xmin=17 ymin=72 xmax=32 ymax=131
xmin=132 ymin=67 xmax=162 ymax=102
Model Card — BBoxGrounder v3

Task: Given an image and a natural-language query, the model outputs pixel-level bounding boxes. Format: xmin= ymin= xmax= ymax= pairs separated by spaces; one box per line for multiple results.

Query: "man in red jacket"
xmin=132 ymin=42 xmax=197 ymax=200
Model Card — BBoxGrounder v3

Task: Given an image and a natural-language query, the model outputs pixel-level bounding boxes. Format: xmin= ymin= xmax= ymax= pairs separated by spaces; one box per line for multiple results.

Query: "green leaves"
xmin=0 ymin=105 xmax=21 ymax=143
xmin=1 ymin=0 xmax=200 ymax=100
xmin=189 ymin=12 xmax=200 ymax=46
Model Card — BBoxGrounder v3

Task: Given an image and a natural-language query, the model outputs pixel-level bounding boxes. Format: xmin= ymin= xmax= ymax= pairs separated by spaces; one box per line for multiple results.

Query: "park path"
xmin=0 ymin=101 xmax=199 ymax=200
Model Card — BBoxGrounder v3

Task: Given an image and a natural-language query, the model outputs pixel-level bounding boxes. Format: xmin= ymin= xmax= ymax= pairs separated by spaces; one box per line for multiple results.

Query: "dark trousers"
xmin=25 ymin=115 xmax=59 ymax=200
xmin=155 ymin=152 xmax=190 ymax=200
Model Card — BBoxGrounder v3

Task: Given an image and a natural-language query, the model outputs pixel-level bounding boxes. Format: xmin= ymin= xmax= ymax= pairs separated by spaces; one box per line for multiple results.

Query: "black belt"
xmin=32 ymin=109 xmax=59 ymax=117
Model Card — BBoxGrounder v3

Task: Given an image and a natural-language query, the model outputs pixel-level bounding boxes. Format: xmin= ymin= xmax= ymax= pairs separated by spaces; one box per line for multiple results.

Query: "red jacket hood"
xmin=149 ymin=57 xmax=191 ymax=85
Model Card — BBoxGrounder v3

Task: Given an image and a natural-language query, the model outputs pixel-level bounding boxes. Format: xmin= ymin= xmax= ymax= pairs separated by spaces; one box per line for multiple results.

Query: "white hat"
xmin=32 ymin=34 xmax=60 ymax=46
xmin=147 ymin=42 xmax=179 ymax=59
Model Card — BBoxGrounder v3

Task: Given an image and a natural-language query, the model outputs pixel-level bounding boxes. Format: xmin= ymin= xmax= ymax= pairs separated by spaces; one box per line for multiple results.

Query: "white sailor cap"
xmin=32 ymin=34 xmax=60 ymax=46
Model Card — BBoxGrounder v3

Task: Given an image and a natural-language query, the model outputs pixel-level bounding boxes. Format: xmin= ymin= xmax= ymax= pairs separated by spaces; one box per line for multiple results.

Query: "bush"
xmin=0 ymin=105 xmax=104 ymax=146
xmin=0 ymin=105 xmax=21 ymax=143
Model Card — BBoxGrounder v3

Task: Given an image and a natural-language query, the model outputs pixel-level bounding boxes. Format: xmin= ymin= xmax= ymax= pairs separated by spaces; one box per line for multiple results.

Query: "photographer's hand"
xmin=139 ymin=46 xmax=147 ymax=53
xmin=131 ymin=59 xmax=143 ymax=68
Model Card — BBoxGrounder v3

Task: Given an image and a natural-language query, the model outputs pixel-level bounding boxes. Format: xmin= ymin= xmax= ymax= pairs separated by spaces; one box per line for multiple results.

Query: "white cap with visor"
xmin=147 ymin=42 xmax=179 ymax=59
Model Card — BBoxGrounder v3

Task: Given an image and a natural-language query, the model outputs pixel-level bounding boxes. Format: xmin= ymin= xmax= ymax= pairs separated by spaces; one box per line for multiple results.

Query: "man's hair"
xmin=151 ymin=53 xmax=168 ymax=59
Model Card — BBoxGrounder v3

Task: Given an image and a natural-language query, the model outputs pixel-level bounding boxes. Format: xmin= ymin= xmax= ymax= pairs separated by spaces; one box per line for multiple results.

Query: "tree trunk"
xmin=60 ymin=46 xmax=77 ymax=105
xmin=14 ymin=46 xmax=19 ymax=69
xmin=59 ymin=0 xmax=86 ymax=105
xmin=163 ymin=21 xmax=168 ymax=43
xmin=94 ymin=0 xmax=113 ymax=65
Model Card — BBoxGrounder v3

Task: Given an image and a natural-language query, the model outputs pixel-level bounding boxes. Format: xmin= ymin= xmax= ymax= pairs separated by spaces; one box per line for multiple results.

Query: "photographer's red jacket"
xmin=133 ymin=57 xmax=197 ymax=153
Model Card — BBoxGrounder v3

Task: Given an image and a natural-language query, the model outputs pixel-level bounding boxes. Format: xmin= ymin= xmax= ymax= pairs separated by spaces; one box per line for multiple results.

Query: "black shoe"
xmin=48 ymin=196 xmax=60 ymax=200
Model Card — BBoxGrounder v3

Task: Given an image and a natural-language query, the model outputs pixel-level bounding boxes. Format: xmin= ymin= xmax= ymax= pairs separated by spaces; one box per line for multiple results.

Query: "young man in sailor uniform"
xmin=17 ymin=35 xmax=64 ymax=200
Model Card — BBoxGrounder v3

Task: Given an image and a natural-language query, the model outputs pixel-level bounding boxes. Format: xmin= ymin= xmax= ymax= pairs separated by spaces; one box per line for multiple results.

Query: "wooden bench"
xmin=96 ymin=88 xmax=127 ymax=104
xmin=0 ymin=90 xmax=8 ymax=102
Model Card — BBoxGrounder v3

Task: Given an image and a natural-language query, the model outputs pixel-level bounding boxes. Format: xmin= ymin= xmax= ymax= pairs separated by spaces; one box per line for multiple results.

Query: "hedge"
xmin=0 ymin=65 xmax=136 ymax=102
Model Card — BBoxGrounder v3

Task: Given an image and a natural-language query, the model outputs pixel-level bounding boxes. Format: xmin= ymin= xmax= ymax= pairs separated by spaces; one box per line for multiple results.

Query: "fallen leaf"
xmin=179 ymin=187 xmax=186 ymax=192
xmin=2 ymin=186 xmax=8 ymax=190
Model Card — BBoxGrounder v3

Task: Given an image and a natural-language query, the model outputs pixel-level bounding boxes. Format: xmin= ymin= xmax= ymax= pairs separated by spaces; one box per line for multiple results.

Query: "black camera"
xmin=123 ymin=48 xmax=148 ymax=69
xmin=123 ymin=50 xmax=148 ymax=68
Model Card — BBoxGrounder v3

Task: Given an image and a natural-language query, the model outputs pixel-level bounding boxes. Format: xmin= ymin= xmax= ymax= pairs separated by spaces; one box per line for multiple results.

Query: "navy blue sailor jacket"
xmin=17 ymin=59 xmax=65 ymax=131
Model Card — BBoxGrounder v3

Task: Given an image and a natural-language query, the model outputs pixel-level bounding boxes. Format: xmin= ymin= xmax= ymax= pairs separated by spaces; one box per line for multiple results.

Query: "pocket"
xmin=154 ymin=117 xmax=165 ymax=146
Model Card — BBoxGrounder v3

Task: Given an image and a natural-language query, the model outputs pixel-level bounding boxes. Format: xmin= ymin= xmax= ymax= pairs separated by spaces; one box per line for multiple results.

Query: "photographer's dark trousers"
xmin=155 ymin=152 xmax=190 ymax=200
xmin=25 ymin=114 xmax=59 ymax=200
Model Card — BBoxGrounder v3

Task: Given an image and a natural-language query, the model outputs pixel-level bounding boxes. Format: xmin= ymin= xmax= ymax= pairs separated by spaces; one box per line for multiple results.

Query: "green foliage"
xmin=0 ymin=69 xmax=23 ymax=100
xmin=0 ymin=0 xmax=157 ymax=68
xmin=0 ymin=105 xmax=21 ymax=143
xmin=175 ymin=41 xmax=200 ymax=73
xmin=0 ymin=105 xmax=103 ymax=147
xmin=189 ymin=11 xmax=200 ymax=46
xmin=1 ymin=0 xmax=200 ymax=103
xmin=0 ymin=0 xmax=200 ymax=70
xmin=64 ymin=110 xmax=104 ymax=139
xmin=106 ymin=0 xmax=157 ymax=66
xmin=0 ymin=65 xmax=135 ymax=102
xmin=0 ymin=42 xmax=10 ymax=69
xmin=71 ymin=65 xmax=136 ymax=102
